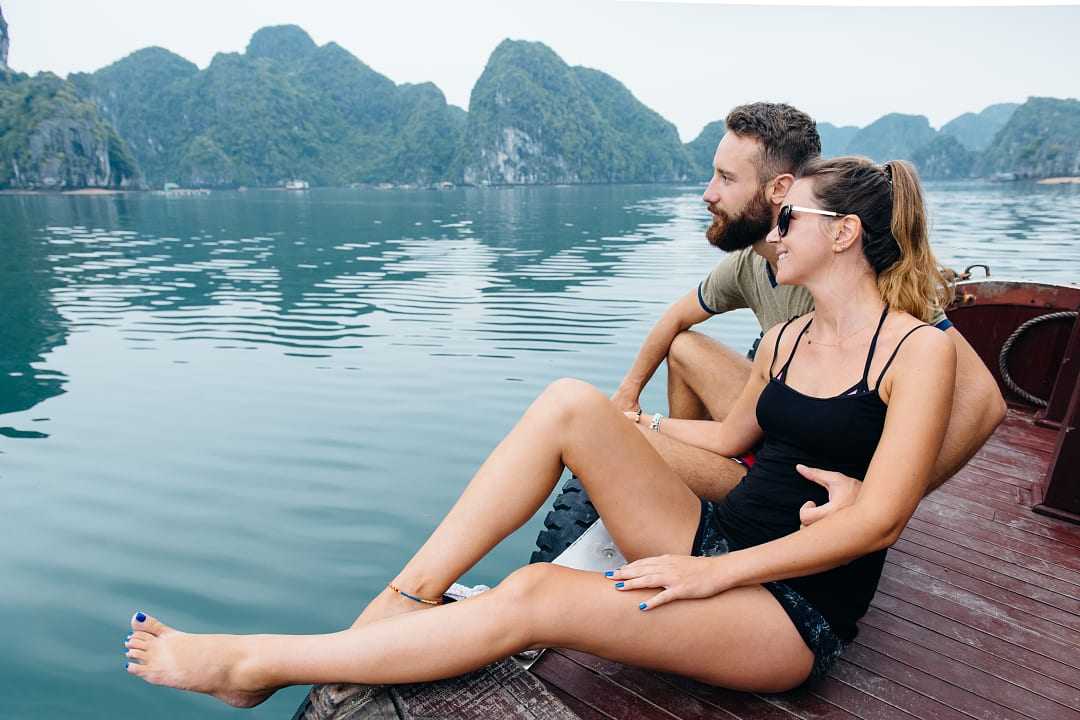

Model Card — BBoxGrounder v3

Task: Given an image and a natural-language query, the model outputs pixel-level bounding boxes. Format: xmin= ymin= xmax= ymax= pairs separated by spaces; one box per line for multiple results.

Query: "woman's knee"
xmin=491 ymin=563 xmax=567 ymax=640
xmin=540 ymin=378 xmax=608 ymax=424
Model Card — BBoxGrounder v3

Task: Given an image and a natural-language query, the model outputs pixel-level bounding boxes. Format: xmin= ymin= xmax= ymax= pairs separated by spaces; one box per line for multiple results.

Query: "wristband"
xmin=650 ymin=412 xmax=664 ymax=433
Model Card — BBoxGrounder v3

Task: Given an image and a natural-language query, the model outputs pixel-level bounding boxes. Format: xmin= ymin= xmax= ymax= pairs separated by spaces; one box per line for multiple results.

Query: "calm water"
xmin=2 ymin=181 xmax=1078 ymax=718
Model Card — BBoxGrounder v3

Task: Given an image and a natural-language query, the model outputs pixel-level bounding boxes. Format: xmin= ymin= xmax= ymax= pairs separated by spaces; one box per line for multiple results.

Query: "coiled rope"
xmin=998 ymin=311 xmax=1079 ymax=407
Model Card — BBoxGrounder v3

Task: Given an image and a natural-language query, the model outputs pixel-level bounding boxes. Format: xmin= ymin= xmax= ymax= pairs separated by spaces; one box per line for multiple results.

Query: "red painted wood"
xmin=890 ymin=540 xmax=1080 ymax=614
xmin=868 ymin=593 xmax=1080 ymax=690
xmin=859 ymin=608 xmax=1080 ymax=711
xmin=895 ymin=526 xmax=1080 ymax=601
xmin=1039 ymin=304 xmax=1080 ymax=426
xmin=1038 ymin=358 xmax=1080 ymax=518
xmin=885 ymin=551 xmax=1080 ymax=632
xmin=826 ymin=660 xmax=969 ymax=720
xmin=852 ymin=625 xmax=1080 ymax=720
xmin=990 ymin=508 xmax=1080 ymax=548
xmin=841 ymin=643 xmax=1032 ymax=720
xmin=902 ymin=517 xmax=1080 ymax=587
xmin=531 ymin=651 xmax=677 ymax=720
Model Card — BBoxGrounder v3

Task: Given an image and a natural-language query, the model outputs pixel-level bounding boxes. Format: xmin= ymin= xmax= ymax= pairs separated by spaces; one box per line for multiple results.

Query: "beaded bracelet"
xmin=388 ymin=583 xmax=444 ymax=606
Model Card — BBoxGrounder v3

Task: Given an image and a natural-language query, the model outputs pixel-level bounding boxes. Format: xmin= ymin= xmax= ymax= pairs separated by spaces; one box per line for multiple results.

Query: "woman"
xmin=122 ymin=157 xmax=955 ymax=706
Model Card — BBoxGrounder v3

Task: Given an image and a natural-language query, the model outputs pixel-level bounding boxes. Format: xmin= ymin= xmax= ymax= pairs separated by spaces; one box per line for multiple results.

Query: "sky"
xmin=5 ymin=0 xmax=1078 ymax=142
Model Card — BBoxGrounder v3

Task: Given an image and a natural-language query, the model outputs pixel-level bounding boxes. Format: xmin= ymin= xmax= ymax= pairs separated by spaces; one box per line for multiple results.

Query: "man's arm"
xmin=928 ymin=327 xmax=1007 ymax=491
xmin=611 ymin=289 xmax=712 ymax=412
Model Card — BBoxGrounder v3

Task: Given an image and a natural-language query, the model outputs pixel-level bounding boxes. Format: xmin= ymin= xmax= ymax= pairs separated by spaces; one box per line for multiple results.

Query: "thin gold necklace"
xmin=806 ymin=309 xmax=884 ymax=347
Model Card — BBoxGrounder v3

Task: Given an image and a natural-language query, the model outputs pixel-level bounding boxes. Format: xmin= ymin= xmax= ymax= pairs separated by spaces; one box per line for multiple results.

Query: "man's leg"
xmin=650 ymin=330 xmax=754 ymax=500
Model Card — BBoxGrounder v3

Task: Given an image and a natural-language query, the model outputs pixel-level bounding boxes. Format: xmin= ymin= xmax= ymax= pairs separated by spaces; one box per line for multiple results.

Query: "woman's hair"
xmin=797 ymin=156 xmax=949 ymax=323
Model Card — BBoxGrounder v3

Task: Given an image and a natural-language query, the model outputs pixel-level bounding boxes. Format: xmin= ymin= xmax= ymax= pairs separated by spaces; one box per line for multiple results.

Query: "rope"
xmin=998 ymin=311 xmax=1079 ymax=407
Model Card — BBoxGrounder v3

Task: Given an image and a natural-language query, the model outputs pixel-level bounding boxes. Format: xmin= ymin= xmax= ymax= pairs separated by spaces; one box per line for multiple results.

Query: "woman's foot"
xmin=124 ymin=612 xmax=274 ymax=708
xmin=350 ymin=584 xmax=440 ymax=629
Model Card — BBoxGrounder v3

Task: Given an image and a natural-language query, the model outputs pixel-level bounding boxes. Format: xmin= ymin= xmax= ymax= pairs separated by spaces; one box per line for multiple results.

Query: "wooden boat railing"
xmin=949 ymin=278 xmax=1080 ymax=524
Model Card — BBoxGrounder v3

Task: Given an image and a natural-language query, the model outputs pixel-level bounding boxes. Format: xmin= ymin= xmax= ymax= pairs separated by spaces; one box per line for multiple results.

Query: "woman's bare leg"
xmin=353 ymin=378 xmax=702 ymax=627
xmin=126 ymin=564 xmax=814 ymax=705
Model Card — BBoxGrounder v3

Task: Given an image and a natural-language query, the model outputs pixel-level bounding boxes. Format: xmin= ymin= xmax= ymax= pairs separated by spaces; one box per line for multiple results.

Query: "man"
xmin=612 ymin=102 xmax=1006 ymax=523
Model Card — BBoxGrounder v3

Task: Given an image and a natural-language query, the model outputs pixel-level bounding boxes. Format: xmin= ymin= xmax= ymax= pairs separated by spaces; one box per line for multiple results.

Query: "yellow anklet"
xmin=388 ymin=583 xmax=444 ymax=606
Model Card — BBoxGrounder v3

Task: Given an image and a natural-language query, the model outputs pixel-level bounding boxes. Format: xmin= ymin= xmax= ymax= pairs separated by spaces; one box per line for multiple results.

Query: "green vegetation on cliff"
xmin=940 ymin=103 xmax=1018 ymax=152
xmin=0 ymin=72 xmax=138 ymax=189
xmin=685 ymin=121 xmax=725 ymax=180
xmin=976 ymin=97 xmax=1080 ymax=178
xmin=817 ymin=122 xmax=859 ymax=158
xmin=72 ymin=25 xmax=465 ymax=187
xmin=461 ymin=40 xmax=692 ymax=185
xmin=846 ymin=113 xmax=937 ymax=164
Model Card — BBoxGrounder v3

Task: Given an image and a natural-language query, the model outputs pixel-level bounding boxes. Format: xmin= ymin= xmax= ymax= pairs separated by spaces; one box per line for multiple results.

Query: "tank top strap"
xmin=859 ymin=304 xmax=892 ymax=386
xmin=768 ymin=315 xmax=803 ymax=380
xmin=775 ymin=317 xmax=813 ymax=382
xmin=873 ymin=323 xmax=934 ymax=390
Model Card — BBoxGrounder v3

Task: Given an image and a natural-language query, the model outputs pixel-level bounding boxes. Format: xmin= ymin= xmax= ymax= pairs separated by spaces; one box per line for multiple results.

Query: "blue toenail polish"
xmin=135 ymin=612 xmax=146 ymax=623
xmin=125 ymin=662 xmax=129 ymax=669
xmin=615 ymin=582 xmax=624 ymax=589
xmin=639 ymin=602 xmax=647 ymax=610
xmin=604 ymin=571 xmax=614 ymax=577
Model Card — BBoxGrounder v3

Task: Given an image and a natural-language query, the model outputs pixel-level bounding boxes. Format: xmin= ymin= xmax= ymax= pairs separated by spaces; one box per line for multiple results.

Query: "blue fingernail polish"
xmin=615 ymin=582 xmax=624 ymax=589
xmin=639 ymin=602 xmax=647 ymax=610
xmin=135 ymin=612 xmax=146 ymax=623
xmin=604 ymin=571 xmax=614 ymax=577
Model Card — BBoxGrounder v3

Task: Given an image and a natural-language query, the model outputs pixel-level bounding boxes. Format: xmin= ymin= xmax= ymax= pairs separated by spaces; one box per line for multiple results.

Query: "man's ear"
xmin=768 ymin=174 xmax=794 ymax=205
xmin=834 ymin=215 xmax=862 ymax=252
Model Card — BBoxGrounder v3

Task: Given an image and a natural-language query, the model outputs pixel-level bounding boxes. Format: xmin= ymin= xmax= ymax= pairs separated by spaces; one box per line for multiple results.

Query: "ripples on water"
xmin=0 ymin=181 xmax=1077 ymax=718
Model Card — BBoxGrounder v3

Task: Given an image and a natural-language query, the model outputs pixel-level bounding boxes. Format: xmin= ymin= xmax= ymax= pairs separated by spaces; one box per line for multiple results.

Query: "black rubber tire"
xmin=530 ymin=474 xmax=598 ymax=563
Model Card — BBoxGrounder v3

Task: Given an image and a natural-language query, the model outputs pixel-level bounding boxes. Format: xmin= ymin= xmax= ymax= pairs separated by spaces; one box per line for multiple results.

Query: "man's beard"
xmin=705 ymin=189 xmax=773 ymax=252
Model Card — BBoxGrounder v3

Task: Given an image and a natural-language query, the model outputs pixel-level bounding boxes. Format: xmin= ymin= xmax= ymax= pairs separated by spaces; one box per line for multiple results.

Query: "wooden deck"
xmin=531 ymin=405 xmax=1080 ymax=720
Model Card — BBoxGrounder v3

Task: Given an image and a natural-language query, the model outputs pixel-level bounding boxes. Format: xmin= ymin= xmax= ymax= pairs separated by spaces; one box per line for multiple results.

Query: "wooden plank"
xmin=532 ymin=651 xmax=679 ymax=720
xmin=869 ymin=593 xmax=1080 ymax=690
xmin=842 ymin=643 xmax=1032 ymax=720
xmin=808 ymin=674 xmax=921 ymax=720
xmin=919 ymin=493 xmax=996 ymax=521
xmin=910 ymin=503 xmax=1080 ymax=572
xmin=826 ymin=660 xmax=969 ymax=720
xmin=890 ymin=539 xmax=1080 ymax=614
xmin=982 ymin=435 xmax=1052 ymax=462
xmin=931 ymin=483 xmax=1075 ymax=531
xmin=545 ymin=684 xmax=620 ymax=720
xmin=944 ymin=472 xmax=1022 ymax=500
xmin=991 ymin=507 xmax=1080 ymax=549
xmin=661 ymin=673 xmax=825 ymax=720
xmin=967 ymin=456 xmax=1042 ymax=487
xmin=552 ymin=649 xmax=742 ymax=720
xmin=854 ymin=624 xmax=1080 ymax=720
xmin=972 ymin=441 xmax=1052 ymax=471
xmin=874 ymin=576 xmax=1080 ymax=670
xmin=880 ymin=564 xmax=1080 ymax=649
xmin=902 ymin=517 xmax=1080 ymax=587
xmin=859 ymin=608 xmax=1080 ymax=712
xmin=885 ymin=551 xmax=1080 ymax=632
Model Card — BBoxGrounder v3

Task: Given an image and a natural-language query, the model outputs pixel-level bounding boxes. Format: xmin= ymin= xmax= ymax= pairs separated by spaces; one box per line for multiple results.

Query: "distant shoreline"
xmin=3 ymin=176 xmax=1080 ymax=195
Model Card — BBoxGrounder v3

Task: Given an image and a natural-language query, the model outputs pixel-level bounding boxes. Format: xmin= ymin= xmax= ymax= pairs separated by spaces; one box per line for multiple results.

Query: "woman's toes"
xmin=130 ymin=611 xmax=169 ymax=636
xmin=126 ymin=636 xmax=147 ymax=650
xmin=126 ymin=648 xmax=147 ymax=662
xmin=125 ymin=661 xmax=145 ymax=677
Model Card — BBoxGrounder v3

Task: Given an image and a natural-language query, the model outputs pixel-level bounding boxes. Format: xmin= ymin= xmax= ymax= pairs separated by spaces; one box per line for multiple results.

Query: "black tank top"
xmin=711 ymin=305 xmax=932 ymax=642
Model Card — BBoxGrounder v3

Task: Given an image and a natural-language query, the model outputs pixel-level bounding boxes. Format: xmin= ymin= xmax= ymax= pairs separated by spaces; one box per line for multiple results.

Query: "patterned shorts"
xmin=690 ymin=498 xmax=846 ymax=683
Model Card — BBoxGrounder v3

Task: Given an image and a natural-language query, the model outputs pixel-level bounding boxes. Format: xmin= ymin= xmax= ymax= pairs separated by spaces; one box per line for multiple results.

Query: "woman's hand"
xmin=607 ymin=554 xmax=731 ymax=611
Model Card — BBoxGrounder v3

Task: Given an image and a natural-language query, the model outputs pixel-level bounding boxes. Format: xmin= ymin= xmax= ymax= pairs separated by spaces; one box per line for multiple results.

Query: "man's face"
xmin=701 ymin=133 xmax=775 ymax=252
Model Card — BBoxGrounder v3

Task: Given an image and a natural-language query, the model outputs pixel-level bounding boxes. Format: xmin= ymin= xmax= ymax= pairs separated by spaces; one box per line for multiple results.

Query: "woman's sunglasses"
xmin=777 ymin=204 xmax=845 ymax=238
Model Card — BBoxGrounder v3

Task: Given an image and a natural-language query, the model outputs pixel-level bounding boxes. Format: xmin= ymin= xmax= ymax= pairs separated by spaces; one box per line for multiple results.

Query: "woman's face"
xmin=767 ymin=178 xmax=838 ymax=286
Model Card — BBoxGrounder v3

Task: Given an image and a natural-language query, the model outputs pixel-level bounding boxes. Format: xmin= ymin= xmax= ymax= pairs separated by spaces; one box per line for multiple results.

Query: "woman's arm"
xmin=611 ymin=325 xmax=956 ymax=610
xmin=631 ymin=322 xmax=785 ymax=457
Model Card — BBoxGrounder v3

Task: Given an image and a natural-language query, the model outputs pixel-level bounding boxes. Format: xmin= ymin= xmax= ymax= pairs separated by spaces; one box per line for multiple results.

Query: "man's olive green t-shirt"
xmin=697 ymin=247 xmax=948 ymax=333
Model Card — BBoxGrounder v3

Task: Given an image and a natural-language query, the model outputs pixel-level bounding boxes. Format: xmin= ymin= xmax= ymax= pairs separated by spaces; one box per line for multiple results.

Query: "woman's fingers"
xmin=641 ymin=589 xmax=677 ymax=611
xmin=613 ymin=574 xmax=663 ymax=591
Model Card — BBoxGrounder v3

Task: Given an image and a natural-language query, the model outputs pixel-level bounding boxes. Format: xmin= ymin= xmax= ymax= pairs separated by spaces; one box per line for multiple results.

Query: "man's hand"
xmin=610 ymin=384 xmax=641 ymax=414
xmin=796 ymin=464 xmax=863 ymax=528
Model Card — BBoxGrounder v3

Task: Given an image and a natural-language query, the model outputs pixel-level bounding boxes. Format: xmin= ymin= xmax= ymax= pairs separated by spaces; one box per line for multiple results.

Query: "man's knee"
xmin=668 ymin=330 xmax=708 ymax=373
